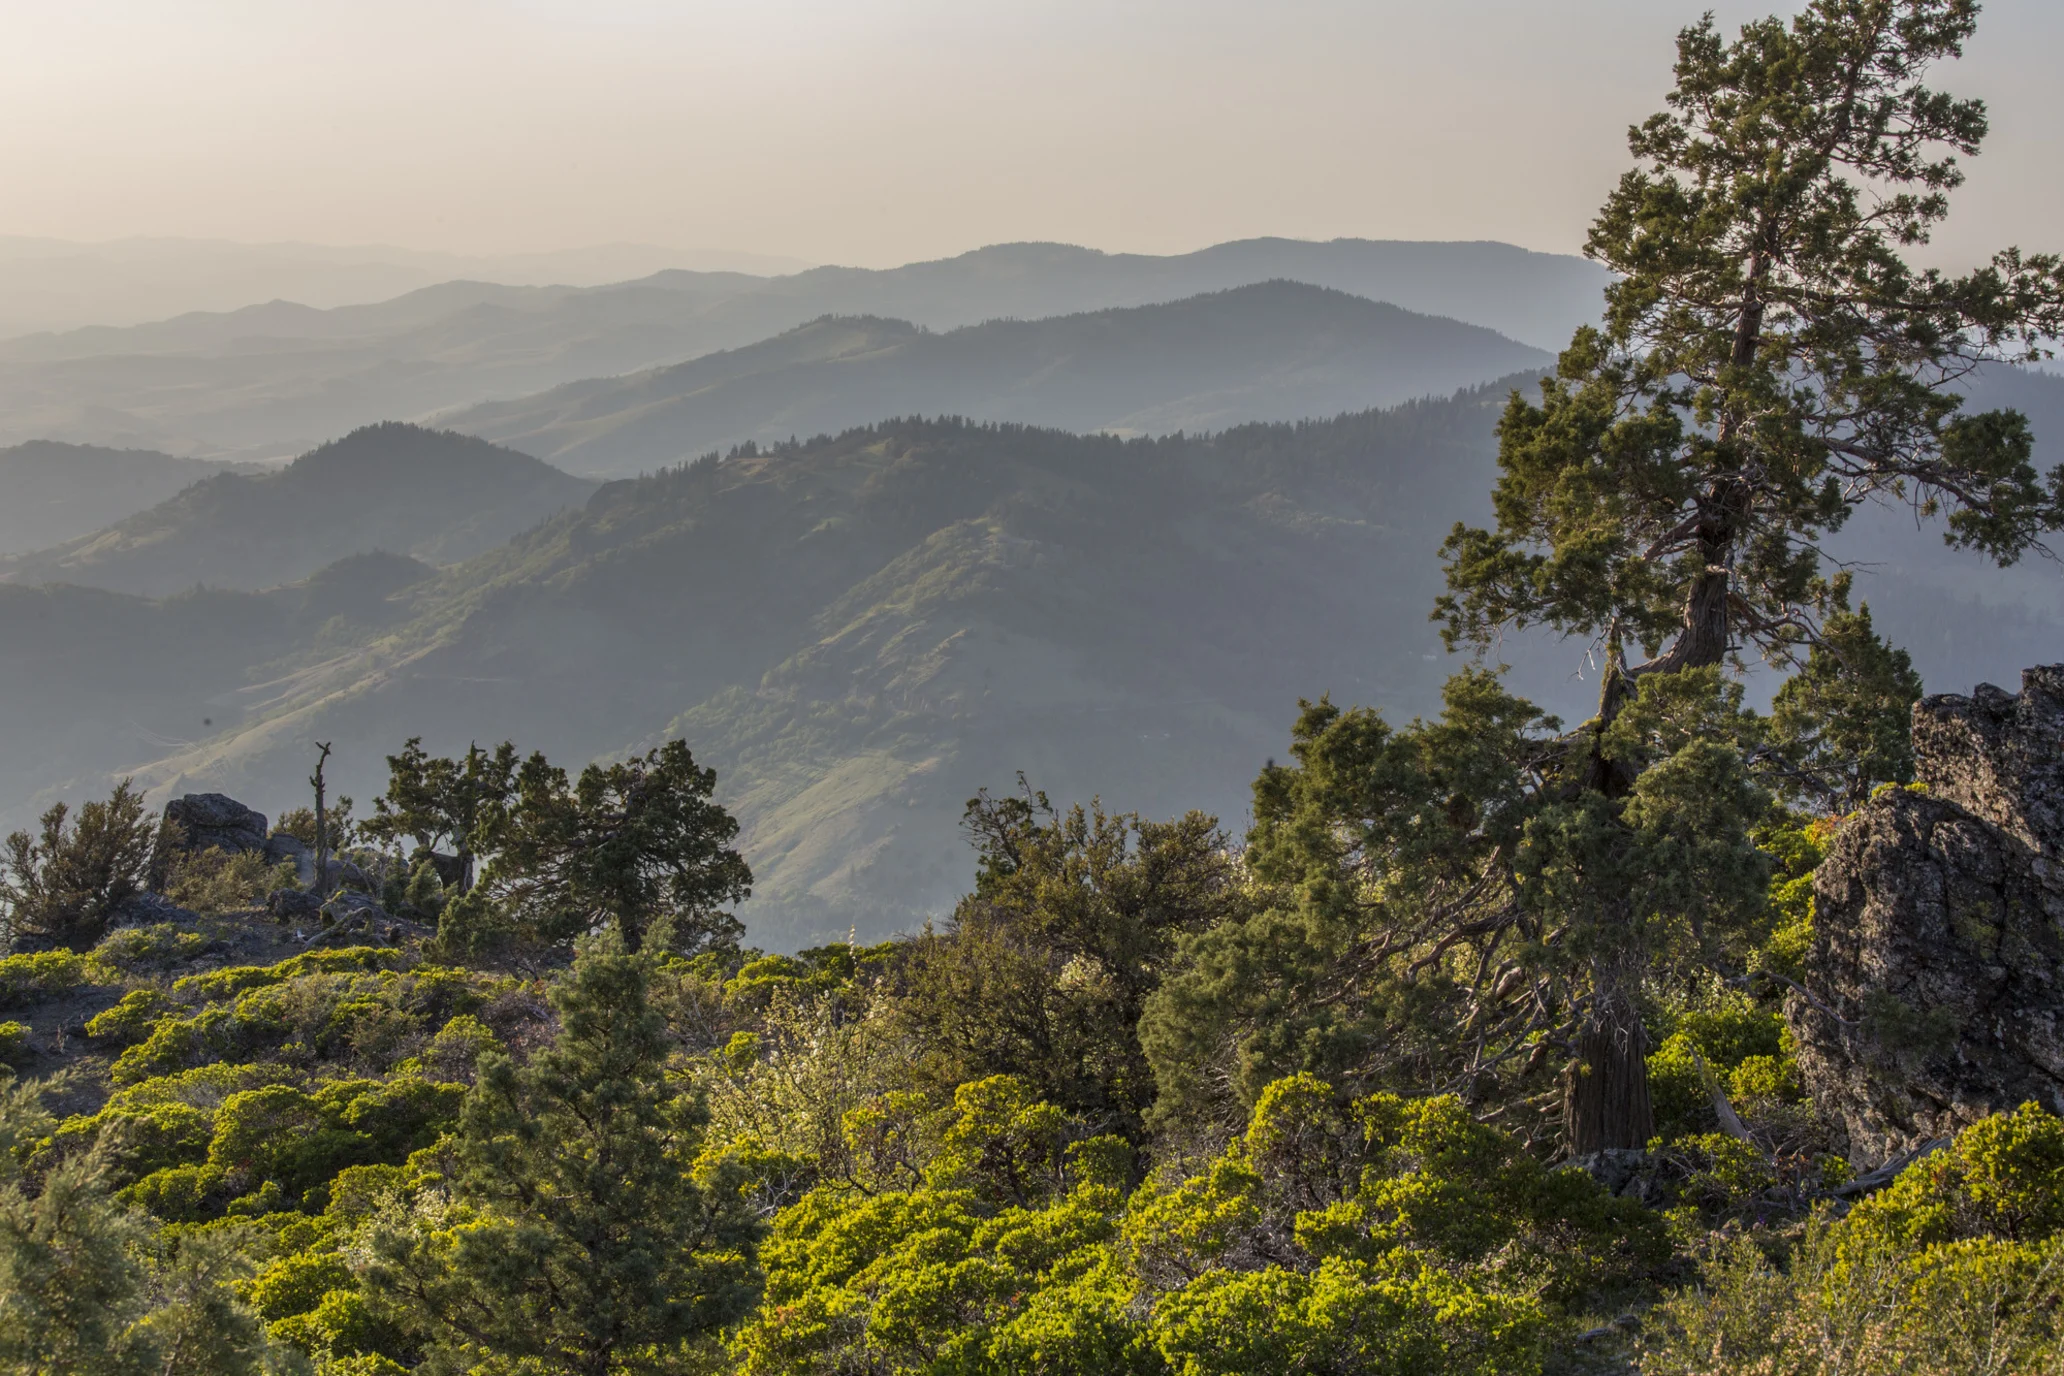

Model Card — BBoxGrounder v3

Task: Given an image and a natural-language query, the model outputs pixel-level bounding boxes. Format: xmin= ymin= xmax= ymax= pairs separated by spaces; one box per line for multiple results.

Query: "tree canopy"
xmin=1425 ymin=0 xmax=2064 ymax=1150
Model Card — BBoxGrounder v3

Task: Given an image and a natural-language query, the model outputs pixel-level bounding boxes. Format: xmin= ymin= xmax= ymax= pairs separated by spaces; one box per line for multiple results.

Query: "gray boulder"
xmin=268 ymin=889 xmax=323 ymax=922
xmin=263 ymin=831 xmax=310 ymax=867
xmin=159 ymin=793 xmax=268 ymax=855
xmin=1788 ymin=666 xmax=2064 ymax=1163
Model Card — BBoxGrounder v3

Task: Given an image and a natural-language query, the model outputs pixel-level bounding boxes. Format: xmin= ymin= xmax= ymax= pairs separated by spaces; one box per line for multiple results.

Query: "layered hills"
xmin=0 ymin=239 xmax=1607 ymax=460
xmin=0 ymin=391 xmax=1523 ymax=945
xmin=9 ymin=370 xmax=2060 ymax=947
xmin=0 ymin=423 xmax=595 ymax=596
xmin=443 ymin=282 xmax=1550 ymax=476
xmin=0 ymin=441 xmax=248 ymax=555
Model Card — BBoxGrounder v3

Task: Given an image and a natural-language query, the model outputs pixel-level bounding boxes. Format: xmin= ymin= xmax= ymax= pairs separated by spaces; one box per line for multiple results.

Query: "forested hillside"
xmin=38 ymin=391 xmax=1511 ymax=947
xmin=443 ymin=282 xmax=1549 ymax=476
xmin=7 ymin=372 xmax=2062 ymax=943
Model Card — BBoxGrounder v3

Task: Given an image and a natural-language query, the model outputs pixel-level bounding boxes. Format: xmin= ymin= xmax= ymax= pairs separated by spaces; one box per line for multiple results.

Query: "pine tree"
xmin=0 ymin=1077 xmax=148 ymax=1373
xmin=0 ymin=1075 xmax=270 ymax=1376
xmin=369 ymin=939 xmax=757 ymax=1375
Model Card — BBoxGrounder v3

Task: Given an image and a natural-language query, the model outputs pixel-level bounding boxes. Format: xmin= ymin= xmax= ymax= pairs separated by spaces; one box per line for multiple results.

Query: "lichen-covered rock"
xmin=1789 ymin=666 xmax=2064 ymax=1164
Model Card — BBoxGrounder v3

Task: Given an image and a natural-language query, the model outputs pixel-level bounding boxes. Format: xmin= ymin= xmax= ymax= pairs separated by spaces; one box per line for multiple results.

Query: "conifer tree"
xmin=369 ymin=939 xmax=757 ymax=1375
xmin=0 ymin=781 xmax=155 ymax=950
xmin=0 ymin=1075 xmax=270 ymax=1376
xmin=1434 ymin=0 xmax=2064 ymax=1150
xmin=488 ymin=740 xmax=751 ymax=954
xmin=1765 ymin=602 xmax=1925 ymax=810
xmin=367 ymin=738 xmax=519 ymax=896
xmin=0 ymin=1077 xmax=146 ymax=1373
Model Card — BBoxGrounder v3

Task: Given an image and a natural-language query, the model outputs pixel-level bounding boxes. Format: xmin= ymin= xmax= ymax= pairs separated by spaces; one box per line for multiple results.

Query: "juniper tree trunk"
xmin=1565 ymin=970 xmax=1655 ymax=1155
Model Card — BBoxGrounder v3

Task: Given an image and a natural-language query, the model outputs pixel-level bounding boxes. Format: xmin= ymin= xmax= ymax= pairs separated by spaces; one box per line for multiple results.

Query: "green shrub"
xmin=86 ymin=988 xmax=178 ymax=1046
xmin=1646 ymin=1105 xmax=2064 ymax=1375
xmin=93 ymin=923 xmax=212 ymax=973
xmin=1648 ymin=990 xmax=1796 ymax=1139
xmin=249 ymin=1251 xmax=352 ymax=1323
xmin=1846 ymin=1102 xmax=2064 ymax=1249
xmin=731 ymin=1074 xmax=1663 ymax=1376
xmin=173 ymin=947 xmax=400 ymax=1003
xmin=121 ymin=1161 xmax=230 ymax=1223
xmin=0 ymin=1020 xmax=27 ymax=1062
xmin=270 ymin=1289 xmax=404 ymax=1362
xmin=162 ymin=846 xmax=295 ymax=916
xmin=0 ymin=950 xmax=105 ymax=1008
xmin=400 ymin=1014 xmax=500 ymax=1084
xmin=0 ymin=780 xmax=155 ymax=949
xmin=401 ymin=859 xmax=445 ymax=921
xmin=122 ymin=958 xmax=490 ymax=1084
xmin=113 ymin=1005 xmax=255 ymax=1085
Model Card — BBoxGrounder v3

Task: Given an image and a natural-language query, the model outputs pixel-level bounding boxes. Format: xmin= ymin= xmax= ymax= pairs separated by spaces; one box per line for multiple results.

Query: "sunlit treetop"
xmin=1439 ymin=0 xmax=2064 ymax=676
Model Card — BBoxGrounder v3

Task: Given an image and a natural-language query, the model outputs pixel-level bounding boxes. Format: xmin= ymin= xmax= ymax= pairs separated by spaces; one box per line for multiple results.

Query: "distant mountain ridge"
xmin=0 ymin=234 xmax=811 ymax=338
xmin=0 ymin=238 xmax=1608 ymax=460
xmin=444 ymin=281 xmax=1551 ymax=476
xmin=0 ymin=441 xmax=250 ymax=556
xmin=0 ymin=423 xmax=596 ymax=596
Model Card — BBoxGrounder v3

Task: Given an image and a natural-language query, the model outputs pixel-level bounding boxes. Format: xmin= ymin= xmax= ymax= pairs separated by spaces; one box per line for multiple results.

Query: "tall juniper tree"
xmin=1436 ymin=0 xmax=2064 ymax=1150
xmin=366 ymin=738 xmax=519 ymax=895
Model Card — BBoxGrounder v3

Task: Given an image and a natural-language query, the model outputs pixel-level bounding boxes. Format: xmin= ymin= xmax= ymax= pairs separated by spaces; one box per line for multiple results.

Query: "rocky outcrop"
xmin=150 ymin=793 xmax=269 ymax=889
xmin=1789 ymin=666 xmax=2064 ymax=1164
xmin=158 ymin=793 xmax=268 ymax=856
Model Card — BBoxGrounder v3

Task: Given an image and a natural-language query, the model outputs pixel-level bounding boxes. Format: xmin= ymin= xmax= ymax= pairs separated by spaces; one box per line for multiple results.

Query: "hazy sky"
xmin=5 ymin=0 xmax=2059 ymax=269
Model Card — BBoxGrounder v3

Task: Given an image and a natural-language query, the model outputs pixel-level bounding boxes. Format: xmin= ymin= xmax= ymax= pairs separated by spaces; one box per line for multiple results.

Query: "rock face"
xmin=159 ymin=793 xmax=268 ymax=855
xmin=151 ymin=793 xmax=269 ymax=887
xmin=1790 ymin=666 xmax=2064 ymax=1164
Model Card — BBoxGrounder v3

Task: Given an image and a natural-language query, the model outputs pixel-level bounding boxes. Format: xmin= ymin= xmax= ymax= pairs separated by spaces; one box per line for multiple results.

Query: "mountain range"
xmin=7 ymin=370 xmax=2063 ymax=947
xmin=0 ymin=394 xmax=1514 ymax=946
xmin=0 ymin=239 xmax=1608 ymax=460
xmin=0 ymin=234 xmax=811 ymax=339
xmin=0 ymin=424 xmax=595 ymax=596
xmin=441 ymin=282 xmax=1551 ymax=476
xmin=2 ymin=234 xmax=2059 ymax=950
